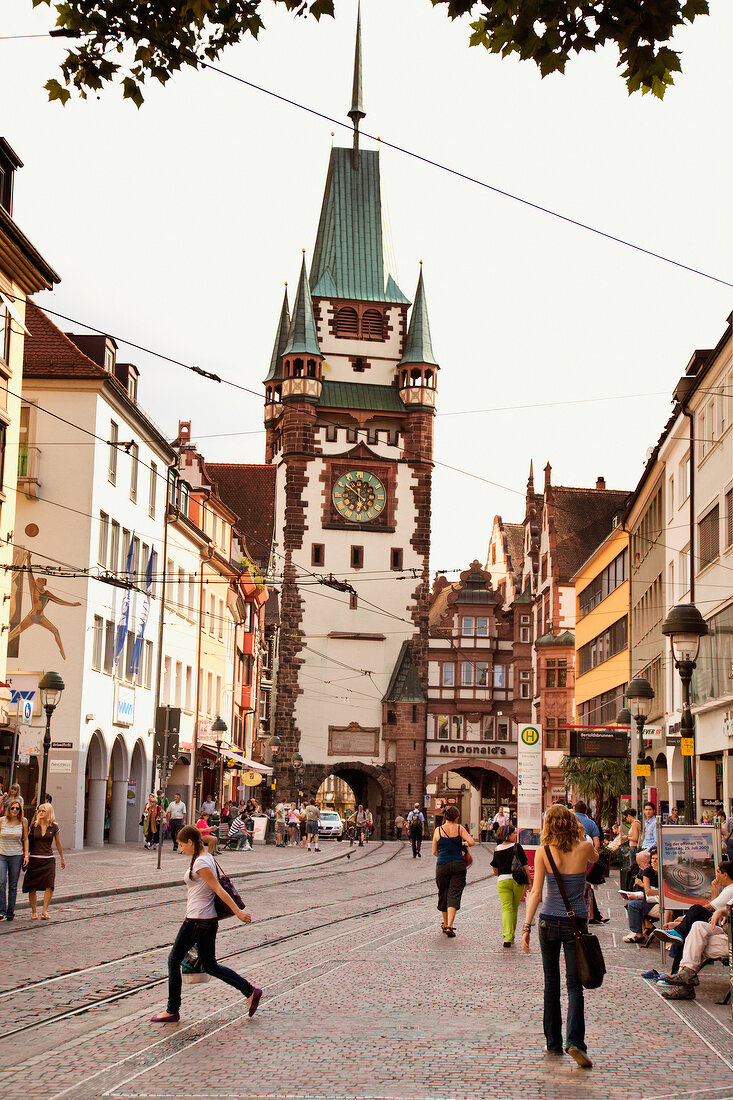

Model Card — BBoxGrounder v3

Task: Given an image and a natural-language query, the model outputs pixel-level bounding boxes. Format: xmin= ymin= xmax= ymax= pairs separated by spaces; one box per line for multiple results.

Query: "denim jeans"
xmin=0 ymin=853 xmax=23 ymax=918
xmin=167 ymin=918 xmax=254 ymax=1014
xmin=627 ymin=898 xmax=656 ymax=933
xmin=539 ymin=916 xmax=586 ymax=1053
xmin=668 ymin=904 xmax=712 ymax=972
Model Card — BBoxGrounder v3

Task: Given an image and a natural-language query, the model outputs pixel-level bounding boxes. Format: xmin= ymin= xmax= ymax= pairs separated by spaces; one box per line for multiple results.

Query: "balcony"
xmin=18 ymin=444 xmax=41 ymax=498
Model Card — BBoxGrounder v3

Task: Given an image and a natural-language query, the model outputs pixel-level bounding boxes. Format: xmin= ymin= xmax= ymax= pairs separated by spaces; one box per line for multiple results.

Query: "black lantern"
xmin=38 ymin=671 xmax=65 ymax=804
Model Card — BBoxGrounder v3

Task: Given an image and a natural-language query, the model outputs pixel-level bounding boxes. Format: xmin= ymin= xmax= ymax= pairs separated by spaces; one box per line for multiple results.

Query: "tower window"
xmin=293 ymin=358 xmax=304 ymax=377
xmin=351 ymin=546 xmax=364 ymax=569
xmin=353 ymin=357 xmax=367 ymax=372
xmin=325 ymin=424 xmax=338 ymax=442
xmin=311 ymin=543 xmax=325 ymax=567
xmin=306 ymin=359 xmax=317 ymax=378
xmin=346 ymin=428 xmax=358 ymax=443
xmin=335 ymin=307 xmax=359 ymax=337
xmin=391 ymin=548 xmax=403 ymax=570
xmin=362 ymin=309 xmax=384 ymax=339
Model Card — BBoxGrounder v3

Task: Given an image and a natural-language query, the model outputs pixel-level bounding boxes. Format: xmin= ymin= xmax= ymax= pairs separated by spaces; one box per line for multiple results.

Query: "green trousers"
xmin=497 ymin=878 xmax=525 ymax=943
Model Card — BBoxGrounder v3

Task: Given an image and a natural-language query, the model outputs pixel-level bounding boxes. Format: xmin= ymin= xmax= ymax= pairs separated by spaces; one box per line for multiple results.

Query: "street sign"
xmin=22 ymin=700 xmax=32 ymax=722
xmin=635 ymin=764 xmax=651 ymax=777
xmin=681 ymin=737 xmax=695 ymax=756
xmin=569 ymin=728 xmax=628 ymax=758
xmin=51 ymin=741 xmax=73 ymax=749
xmin=49 ymin=760 xmax=72 ymax=773
xmin=155 ymin=706 xmax=181 ymax=735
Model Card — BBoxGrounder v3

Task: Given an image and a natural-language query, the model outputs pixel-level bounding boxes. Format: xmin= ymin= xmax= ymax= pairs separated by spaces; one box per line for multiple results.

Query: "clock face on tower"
xmin=332 ymin=470 xmax=387 ymax=523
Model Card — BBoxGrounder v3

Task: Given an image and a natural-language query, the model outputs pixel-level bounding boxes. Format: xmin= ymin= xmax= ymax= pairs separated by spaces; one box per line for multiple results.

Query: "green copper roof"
xmin=535 ymin=630 xmax=575 ymax=647
xmin=383 ymin=641 xmax=426 ymax=703
xmin=264 ymin=286 xmax=290 ymax=383
xmin=400 ymin=267 xmax=437 ymax=366
xmin=284 ymin=254 xmax=321 ymax=358
xmin=310 ymin=148 xmax=410 ymax=305
xmin=319 ymin=380 xmax=405 ymax=412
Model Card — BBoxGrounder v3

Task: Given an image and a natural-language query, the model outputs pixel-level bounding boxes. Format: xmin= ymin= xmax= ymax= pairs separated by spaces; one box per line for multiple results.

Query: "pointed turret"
xmin=281 ymin=254 xmax=323 ymax=404
xmin=347 ymin=1 xmax=366 ymax=163
xmin=398 ymin=265 xmax=438 ymax=410
xmin=264 ymin=285 xmax=289 ymax=423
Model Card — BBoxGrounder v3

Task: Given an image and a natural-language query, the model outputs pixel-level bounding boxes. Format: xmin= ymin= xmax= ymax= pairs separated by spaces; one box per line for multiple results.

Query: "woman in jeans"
xmin=150 ymin=824 xmax=262 ymax=1023
xmin=432 ymin=805 xmax=475 ymax=937
xmin=0 ymin=797 xmax=29 ymax=921
xmin=521 ymin=804 xmax=598 ymax=1068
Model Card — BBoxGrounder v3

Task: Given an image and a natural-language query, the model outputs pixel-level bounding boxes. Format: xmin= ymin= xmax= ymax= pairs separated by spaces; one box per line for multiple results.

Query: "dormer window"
xmin=335 ymin=307 xmax=359 ymax=337
xmin=333 ymin=305 xmax=386 ymax=341
xmin=104 ymin=344 xmax=115 ymax=373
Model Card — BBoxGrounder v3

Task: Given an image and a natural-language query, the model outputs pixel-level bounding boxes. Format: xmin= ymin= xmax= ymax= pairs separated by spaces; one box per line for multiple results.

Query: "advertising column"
xmin=518 ymin=723 xmax=543 ymax=853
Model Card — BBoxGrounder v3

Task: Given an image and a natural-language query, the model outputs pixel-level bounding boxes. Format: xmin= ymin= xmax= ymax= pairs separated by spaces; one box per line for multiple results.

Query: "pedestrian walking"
xmin=22 ymin=803 xmax=65 ymax=920
xmin=348 ymin=805 xmax=369 ymax=846
xmin=150 ymin=825 xmax=262 ymax=1024
xmin=304 ymin=801 xmax=321 ymax=851
xmin=167 ymin=793 xmax=187 ymax=852
xmin=480 ymin=816 xmax=490 ymax=843
xmin=394 ymin=813 xmax=406 ymax=841
xmin=274 ymin=802 xmax=286 ymax=846
xmin=491 ymin=823 xmax=529 ymax=947
xmin=287 ymin=805 xmax=299 ymax=846
xmin=432 ymin=805 xmax=475 ymax=937
xmin=0 ymin=795 xmax=29 ymax=921
xmin=141 ymin=794 xmax=162 ymax=849
xmin=520 ymin=803 xmax=599 ymax=1068
xmin=408 ymin=804 xmax=425 ymax=858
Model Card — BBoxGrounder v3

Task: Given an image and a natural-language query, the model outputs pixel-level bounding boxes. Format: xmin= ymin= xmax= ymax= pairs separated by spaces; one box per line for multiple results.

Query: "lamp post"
xmin=625 ymin=677 xmax=654 ymax=813
xmin=38 ymin=671 xmax=65 ymax=804
xmin=212 ymin=715 xmax=227 ymax=810
xmin=661 ymin=603 xmax=708 ymax=825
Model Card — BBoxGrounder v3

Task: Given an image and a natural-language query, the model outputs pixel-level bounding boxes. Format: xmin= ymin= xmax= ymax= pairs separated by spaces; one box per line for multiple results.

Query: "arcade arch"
xmin=425 ymin=760 xmax=516 ymax=832
xmin=306 ymin=761 xmax=395 ymax=840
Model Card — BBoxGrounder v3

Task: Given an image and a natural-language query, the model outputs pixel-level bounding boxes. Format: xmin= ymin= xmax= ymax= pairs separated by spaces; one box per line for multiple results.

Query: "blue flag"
xmin=113 ymin=534 xmax=134 ymax=669
xmin=130 ymin=547 xmax=153 ymax=677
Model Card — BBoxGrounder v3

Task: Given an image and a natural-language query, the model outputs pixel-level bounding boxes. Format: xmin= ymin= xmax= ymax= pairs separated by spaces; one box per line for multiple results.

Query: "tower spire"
xmin=347 ymin=1 xmax=365 ymax=167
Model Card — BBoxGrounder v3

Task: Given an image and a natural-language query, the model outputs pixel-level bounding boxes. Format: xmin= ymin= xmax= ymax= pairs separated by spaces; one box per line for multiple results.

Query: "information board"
xmin=569 ymin=728 xmax=628 ymax=758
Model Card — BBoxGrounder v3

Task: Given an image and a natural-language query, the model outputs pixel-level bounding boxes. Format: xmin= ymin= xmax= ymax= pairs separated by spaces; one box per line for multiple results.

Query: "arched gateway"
xmin=299 ymin=762 xmax=395 ymax=841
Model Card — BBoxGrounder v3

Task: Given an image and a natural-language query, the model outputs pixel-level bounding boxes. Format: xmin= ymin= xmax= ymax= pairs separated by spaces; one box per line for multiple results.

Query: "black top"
xmin=490 ymin=842 xmax=527 ymax=875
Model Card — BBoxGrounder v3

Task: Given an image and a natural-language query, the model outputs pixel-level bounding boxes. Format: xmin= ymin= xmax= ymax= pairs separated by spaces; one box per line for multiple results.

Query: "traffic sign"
xmin=635 ymin=764 xmax=651 ymax=777
xmin=680 ymin=737 xmax=695 ymax=756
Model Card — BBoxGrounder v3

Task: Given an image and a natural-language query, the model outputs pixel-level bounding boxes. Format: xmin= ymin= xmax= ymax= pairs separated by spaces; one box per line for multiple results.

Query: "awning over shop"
xmin=223 ymin=749 xmax=273 ymax=776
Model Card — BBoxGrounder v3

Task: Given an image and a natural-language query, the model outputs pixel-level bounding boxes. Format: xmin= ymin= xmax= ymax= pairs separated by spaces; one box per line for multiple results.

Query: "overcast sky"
xmin=2 ymin=0 xmax=732 ymax=578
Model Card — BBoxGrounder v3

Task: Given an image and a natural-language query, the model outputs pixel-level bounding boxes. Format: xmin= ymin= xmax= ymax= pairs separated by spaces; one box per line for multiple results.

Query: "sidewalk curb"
xmin=15 ymin=841 xmax=379 ymax=909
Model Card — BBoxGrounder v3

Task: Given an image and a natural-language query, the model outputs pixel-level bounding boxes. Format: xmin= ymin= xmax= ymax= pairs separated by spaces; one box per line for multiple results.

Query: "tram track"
xmin=0 ymin=863 xmax=496 ymax=1042
xmin=0 ymin=839 xmax=389 ymax=940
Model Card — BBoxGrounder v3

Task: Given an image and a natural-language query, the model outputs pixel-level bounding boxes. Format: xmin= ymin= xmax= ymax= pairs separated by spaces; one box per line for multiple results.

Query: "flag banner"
xmin=130 ymin=547 xmax=153 ymax=676
xmin=113 ymin=533 xmax=134 ymax=669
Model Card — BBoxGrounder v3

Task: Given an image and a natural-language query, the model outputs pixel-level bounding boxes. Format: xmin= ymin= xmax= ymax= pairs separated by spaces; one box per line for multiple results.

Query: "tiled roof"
xmin=310 ymin=148 xmax=410 ymax=304
xmin=319 ymin=380 xmax=405 ymax=412
xmin=205 ymin=463 xmax=276 ymax=571
xmin=551 ymin=486 xmax=629 ymax=582
xmin=284 ymin=255 xmax=321 ymax=359
xmin=382 ymin=641 xmax=426 ymax=702
xmin=23 ymin=300 xmax=107 ymax=378
xmin=400 ymin=267 xmax=437 ymax=366
xmin=264 ymin=287 xmax=290 ymax=383
xmin=503 ymin=523 xmax=524 ymax=572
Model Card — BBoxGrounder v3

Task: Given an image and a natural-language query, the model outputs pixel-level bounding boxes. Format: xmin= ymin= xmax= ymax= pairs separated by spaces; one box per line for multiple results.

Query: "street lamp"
xmin=625 ymin=677 xmax=654 ymax=813
xmin=662 ymin=603 xmax=708 ymax=825
xmin=38 ymin=671 xmax=65 ymax=804
xmin=212 ymin=715 xmax=227 ymax=809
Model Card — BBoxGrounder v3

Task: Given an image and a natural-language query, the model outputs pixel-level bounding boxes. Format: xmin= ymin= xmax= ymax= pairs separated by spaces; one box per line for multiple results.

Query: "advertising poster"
xmin=127 ymin=779 xmax=137 ymax=805
xmin=517 ymin=724 xmax=543 ymax=852
xmin=659 ymin=824 xmax=721 ymax=910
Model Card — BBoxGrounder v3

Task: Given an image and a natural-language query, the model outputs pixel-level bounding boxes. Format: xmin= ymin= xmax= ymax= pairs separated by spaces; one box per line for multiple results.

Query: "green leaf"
xmin=122 ymin=76 xmax=144 ymax=108
xmin=45 ymin=78 xmax=71 ymax=104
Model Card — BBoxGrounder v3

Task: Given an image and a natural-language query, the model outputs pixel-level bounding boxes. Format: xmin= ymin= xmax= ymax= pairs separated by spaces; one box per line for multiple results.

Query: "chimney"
xmin=178 ymin=420 xmax=191 ymax=447
xmin=544 ymin=462 xmax=552 ymax=491
xmin=596 ymin=476 xmax=606 ymax=490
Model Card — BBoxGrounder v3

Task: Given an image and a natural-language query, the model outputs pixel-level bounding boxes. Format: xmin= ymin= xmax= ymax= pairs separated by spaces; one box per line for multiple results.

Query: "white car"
xmin=317 ymin=810 xmax=343 ymax=838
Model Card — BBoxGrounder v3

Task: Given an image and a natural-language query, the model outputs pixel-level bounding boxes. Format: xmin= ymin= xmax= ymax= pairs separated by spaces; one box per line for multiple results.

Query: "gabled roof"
xmin=204 ymin=463 xmax=276 ymax=571
xmin=284 ymin=255 xmax=321 ymax=358
xmin=264 ymin=287 xmax=290 ymax=383
xmin=400 ymin=267 xmax=437 ymax=366
xmin=536 ymin=630 xmax=574 ymax=647
xmin=382 ymin=641 xmax=426 ymax=703
xmin=550 ymin=486 xmax=628 ymax=582
xmin=23 ymin=300 xmax=107 ymax=378
xmin=319 ymin=379 xmax=405 ymax=412
xmin=310 ymin=148 xmax=409 ymax=304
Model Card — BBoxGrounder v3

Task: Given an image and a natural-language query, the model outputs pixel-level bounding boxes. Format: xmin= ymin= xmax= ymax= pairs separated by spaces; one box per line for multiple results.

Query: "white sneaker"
xmin=315 ymin=845 xmax=320 ymax=851
xmin=307 ymin=844 xmax=311 ymax=850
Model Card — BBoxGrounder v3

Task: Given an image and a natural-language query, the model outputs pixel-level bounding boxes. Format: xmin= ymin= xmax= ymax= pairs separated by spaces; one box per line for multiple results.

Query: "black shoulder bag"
xmin=544 ymin=845 xmax=606 ymax=989
xmin=212 ymin=858 xmax=245 ymax=919
xmin=511 ymin=842 xmax=530 ymax=886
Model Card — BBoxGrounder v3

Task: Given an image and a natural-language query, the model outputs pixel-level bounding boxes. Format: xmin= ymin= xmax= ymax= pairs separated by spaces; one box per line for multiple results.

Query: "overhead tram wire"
xmin=2 ymin=31 xmax=732 ymax=287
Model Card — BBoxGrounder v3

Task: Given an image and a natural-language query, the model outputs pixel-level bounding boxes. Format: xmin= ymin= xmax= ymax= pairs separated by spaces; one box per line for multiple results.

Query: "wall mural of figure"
xmin=8 ymin=552 xmax=80 ymax=660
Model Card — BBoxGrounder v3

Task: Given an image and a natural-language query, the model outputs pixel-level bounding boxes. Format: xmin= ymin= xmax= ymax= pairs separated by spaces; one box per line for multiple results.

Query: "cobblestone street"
xmin=2 ymin=842 xmax=733 ymax=1100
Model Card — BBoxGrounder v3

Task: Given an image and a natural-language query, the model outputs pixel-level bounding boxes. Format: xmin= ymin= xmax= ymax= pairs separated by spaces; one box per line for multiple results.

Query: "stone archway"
xmin=126 ymin=739 xmax=147 ymax=842
xmin=303 ymin=761 xmax=395 ymax=840
xmin=84 ymin=730 xmax=109 ymax=847
xmin=426 ymin=759 xmax=516 ymax=831
xmin=108 ymin=735 xmax=129 ymax=844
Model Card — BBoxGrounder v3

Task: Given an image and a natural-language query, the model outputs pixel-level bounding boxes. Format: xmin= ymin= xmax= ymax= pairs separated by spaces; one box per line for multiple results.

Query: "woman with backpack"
xmin=150 ymin=824 xmax=262 ymax=1024
xmin=431 ymin=806 xmax=475 ymax=937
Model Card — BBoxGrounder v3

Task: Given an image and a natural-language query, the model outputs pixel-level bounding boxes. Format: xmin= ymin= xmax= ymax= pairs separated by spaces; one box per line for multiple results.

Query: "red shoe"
xmin=248 ymin=988 xmax=262 ymax=1017
xmin=150 ymin=1012 xmax=180 ymax=1023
